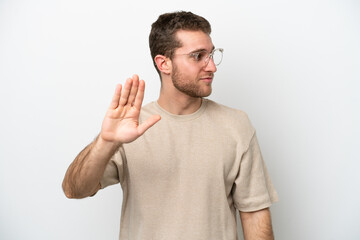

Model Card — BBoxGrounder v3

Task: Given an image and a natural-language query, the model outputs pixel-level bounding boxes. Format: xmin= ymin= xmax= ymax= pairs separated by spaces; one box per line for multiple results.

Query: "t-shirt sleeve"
xmin=232 ymin=133 xmax=278 ymax=212
xmin=100 ymin=146 xmax=125 ymax=189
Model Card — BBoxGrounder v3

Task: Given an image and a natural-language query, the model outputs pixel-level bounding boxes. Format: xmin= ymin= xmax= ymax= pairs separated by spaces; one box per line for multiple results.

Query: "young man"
xmin=63 ymin=11 xmax=278 ymax=240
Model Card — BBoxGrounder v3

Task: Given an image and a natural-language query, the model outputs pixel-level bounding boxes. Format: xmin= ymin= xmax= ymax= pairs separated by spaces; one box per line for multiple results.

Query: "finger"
xmin=134 ymin=79 xmax=145 ymax=110
xmin=109 ymin=84 xmax=122 ymax=109
xmin=127 ymin=74 xmax=139 ymax=106
xmin=119 ymin=78 xmax=133 ymax=106
xmin=137 ymin=115 xmax=161 ymax=135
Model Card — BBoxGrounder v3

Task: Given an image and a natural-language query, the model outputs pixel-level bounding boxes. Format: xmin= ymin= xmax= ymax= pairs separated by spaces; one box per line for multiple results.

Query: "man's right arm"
xmin=62 ymin=136 xmax=120 ymax=199
xmin=62 ymin=75 xmax=161 ymax=199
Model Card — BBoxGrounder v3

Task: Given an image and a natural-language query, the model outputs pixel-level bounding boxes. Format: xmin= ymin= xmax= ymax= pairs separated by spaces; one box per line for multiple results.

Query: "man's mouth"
xmin=200 ymin=75 xmax=214 ymax=83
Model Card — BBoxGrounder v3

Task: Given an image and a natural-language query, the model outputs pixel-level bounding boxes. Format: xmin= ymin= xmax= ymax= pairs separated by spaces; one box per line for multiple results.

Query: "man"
xmin=63 ymin=11 xmax=278 ymax=240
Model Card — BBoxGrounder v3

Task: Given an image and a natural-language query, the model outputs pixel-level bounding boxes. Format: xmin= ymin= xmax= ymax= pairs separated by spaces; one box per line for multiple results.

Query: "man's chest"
xmin=123 ymin=122 xmax=241 ymax=191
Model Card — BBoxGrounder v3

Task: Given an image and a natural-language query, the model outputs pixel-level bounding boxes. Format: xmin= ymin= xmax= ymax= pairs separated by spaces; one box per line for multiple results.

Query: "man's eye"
xmin=191 ymin=52 xmax=207 ymax=61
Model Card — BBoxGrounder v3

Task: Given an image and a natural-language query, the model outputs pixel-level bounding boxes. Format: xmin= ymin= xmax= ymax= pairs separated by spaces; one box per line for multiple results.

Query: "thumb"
xmin=137 ymin=115 xmax=161 ymax=135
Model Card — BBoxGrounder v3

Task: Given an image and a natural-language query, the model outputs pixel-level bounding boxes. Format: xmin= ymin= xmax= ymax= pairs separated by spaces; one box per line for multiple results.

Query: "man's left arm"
xmin=239 ymin=208 xmax=274 ymax=240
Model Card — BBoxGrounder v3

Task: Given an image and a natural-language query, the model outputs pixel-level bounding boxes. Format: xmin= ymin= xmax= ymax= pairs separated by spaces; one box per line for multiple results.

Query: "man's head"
xmin=149 ymin=11 xmax=212 ymax=78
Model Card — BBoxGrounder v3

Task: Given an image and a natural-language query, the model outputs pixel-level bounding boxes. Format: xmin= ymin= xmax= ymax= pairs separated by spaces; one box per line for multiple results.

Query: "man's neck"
xmin=157 ymin=87 xmax=202 ymax=115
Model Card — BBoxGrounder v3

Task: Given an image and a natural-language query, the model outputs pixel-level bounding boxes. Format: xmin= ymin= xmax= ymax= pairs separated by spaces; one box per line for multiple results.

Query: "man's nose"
xmin=203 ymin=57 xmax=217 ymax=72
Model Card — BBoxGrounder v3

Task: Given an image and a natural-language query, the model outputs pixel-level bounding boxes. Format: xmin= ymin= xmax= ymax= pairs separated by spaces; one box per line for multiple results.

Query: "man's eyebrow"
xmin=189 ymin=46 xmax=215 ymax=54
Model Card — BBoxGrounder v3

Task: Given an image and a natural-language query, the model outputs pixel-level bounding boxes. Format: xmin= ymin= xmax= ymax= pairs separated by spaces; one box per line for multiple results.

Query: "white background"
xmin=0 ymin=0 xmax=359 ymax=239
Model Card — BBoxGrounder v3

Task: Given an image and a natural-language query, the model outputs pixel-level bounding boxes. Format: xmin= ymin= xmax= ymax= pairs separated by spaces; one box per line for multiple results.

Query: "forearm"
xmin=62 ymin=136 xmax=121 ymax=199
xmin=240 ymin=208 xmax=274 ymax=240
xmin=63 ymin=76 xmax=160 ymax=198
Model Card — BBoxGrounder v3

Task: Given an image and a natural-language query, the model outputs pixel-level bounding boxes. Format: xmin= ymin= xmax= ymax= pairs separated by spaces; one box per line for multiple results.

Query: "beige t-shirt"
xmin=101 ymin=99 xmax=278 ymax=240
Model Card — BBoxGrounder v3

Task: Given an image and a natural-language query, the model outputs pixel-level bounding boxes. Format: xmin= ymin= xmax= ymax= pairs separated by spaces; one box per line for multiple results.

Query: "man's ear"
xmin=154 ymin=55 xmax=171 ymax=75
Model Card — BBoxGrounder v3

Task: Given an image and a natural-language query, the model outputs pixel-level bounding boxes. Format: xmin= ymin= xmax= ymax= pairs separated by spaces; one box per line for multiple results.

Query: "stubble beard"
xmin=171 ymin=64 xmax=212 ymax=98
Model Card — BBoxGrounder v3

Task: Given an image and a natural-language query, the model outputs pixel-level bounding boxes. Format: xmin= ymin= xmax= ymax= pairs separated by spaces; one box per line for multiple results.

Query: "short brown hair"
xmin=149 ymin=11 xmax=211 ymax=78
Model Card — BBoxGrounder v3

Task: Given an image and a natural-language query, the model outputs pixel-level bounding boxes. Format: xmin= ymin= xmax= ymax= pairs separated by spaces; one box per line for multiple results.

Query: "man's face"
xmin=170 ymin=30 xmax=217 ymax=98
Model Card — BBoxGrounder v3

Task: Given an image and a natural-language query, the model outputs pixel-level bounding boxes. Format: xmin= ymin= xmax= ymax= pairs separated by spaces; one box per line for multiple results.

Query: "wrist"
xmin=96 ymin=135 xmax=122 ymax=152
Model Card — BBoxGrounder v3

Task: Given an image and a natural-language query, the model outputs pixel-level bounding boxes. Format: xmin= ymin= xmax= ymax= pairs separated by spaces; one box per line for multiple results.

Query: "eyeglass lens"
xmin=204 ymin=49 xmax=223 ymax=66
xmin=211 ymin=49 xmax=223 ymax=66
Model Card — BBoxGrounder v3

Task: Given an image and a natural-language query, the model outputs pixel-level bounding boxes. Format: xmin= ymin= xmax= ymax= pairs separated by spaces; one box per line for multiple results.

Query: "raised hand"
xmin=100 ymin=74 xmax=161 ymax=144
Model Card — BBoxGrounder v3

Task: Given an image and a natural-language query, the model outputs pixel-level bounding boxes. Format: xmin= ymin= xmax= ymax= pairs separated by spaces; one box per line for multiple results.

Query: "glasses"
xmin=174 ymin=48 xmax=224 ymax=67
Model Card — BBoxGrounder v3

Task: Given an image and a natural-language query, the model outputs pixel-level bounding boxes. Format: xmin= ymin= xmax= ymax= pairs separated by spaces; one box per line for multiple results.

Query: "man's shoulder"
xmin=205 ymin=99 xmax=255 ymax=135
xmin=205 ymin=99 xmax=249 ymax=120
xmin=138 ymin=99 xmax=256 ymax=144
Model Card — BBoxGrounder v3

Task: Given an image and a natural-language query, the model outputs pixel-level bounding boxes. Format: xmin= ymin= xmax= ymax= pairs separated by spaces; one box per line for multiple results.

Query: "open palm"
xmin=100 ymin=75 xmax=161 ymax=144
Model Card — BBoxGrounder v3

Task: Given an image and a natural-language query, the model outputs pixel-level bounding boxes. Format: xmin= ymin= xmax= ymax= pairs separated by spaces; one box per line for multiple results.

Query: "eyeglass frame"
xmin=172 ymin=48 xmax=224 ymax=67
